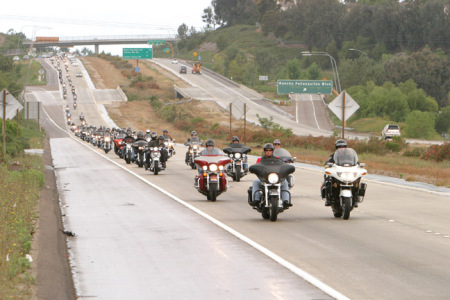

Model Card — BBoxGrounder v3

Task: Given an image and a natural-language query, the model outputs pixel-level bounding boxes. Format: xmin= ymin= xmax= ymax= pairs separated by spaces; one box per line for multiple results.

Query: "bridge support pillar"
xmin=95 ymin=44 xmax=99 ymax=55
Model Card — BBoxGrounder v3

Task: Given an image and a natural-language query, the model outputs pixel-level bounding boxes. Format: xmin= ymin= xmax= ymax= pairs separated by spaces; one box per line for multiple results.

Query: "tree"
xmin=177 ymin=24 xmax=189 ymax=40
xmin=284 ymin=58 xmax=301 ymax=79
xmin=202 ymin=6 xmax=218 ymax=30
xmin=404 ymin=110 xmax=437 ymax=139
xmin=435 ymin=106 xmax=450 ymax=136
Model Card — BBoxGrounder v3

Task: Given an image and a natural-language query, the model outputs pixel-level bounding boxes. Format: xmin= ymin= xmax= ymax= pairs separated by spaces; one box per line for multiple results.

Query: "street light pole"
xmin=301 ymin=51 xmax=341 ymax=94
xmin=349 ymin=48 xmax=368 ymax=59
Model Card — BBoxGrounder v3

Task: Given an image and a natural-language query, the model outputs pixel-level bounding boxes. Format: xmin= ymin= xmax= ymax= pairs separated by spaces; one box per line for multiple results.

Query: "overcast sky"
xmin=0 ymin=0 xmax=212 ymax=38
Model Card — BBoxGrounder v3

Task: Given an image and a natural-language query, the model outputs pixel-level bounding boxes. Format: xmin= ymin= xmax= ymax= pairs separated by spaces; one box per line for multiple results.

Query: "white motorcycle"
xmin=323 ymin=148 xmax=367 ymax=220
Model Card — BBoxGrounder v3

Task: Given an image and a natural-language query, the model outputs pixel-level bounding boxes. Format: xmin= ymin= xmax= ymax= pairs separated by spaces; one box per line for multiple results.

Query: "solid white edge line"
xmin=43 ymin=107 xmax=349 ymax=300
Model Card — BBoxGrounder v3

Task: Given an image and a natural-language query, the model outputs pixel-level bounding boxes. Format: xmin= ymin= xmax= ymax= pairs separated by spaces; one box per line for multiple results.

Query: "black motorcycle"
xmin=248 ymin=158 xmax=295 ymax=222
xmin=147 ymin=146 xmax=165 ymax=175
xmin=223 ymin=146 xmax=251 ymax=182
xmin=133 ymin=140 xmax=147 ymax=168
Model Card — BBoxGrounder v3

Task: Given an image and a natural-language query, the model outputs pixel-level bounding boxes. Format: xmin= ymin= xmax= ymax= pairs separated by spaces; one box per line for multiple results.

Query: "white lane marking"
xmin=310 ymin=94 xmax=321 ymax=130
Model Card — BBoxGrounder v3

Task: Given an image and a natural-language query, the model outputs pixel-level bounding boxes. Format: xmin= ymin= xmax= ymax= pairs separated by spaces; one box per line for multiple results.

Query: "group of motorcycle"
xmin=65 ymin=104 xmax=368 ymax=221
xmin=111 ymin=130 xmax=176 ymax=175
xmin=190 ymin=140 xmax=368 ymax=222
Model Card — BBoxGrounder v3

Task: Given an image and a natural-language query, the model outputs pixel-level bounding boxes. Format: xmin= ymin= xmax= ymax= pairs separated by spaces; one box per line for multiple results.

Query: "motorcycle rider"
xmin=121 ymin=129 xmax=135 ymax=159
xmin=148 ymin=135 xmax=168 ymax=169
xmin=250 ymin=143 xmax=291 ymax=208
xmin=273 ymin=139 xmax=293 ymax=159
xmin=162 ymin=129 xmax=173 ymax=141
xmin=321 ymin=139 xmax=353 ymax=206
xmin=199 ymin=139 xmax=223 ymax=156
xmin=144 ymin=129 xmax=152 ymax=141
xmin=185 ymin=131 xmax=202 ymax=164
xmin=228 ymin=136 xmax=249 ymax=172
xmin=132 ymin=131 xmax=147 ymax=161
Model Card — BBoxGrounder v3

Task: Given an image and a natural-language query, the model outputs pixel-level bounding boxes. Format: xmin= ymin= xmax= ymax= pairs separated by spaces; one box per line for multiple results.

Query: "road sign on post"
xmin=328 ymin=91 xmax=359 ymax=121
xmin=277 ymin=80 xmax=333 ymax=94
xmin=147 ymin=40 xmax=165 ymax=45
xmin=122 ymin=48 xmax=153 ymax=59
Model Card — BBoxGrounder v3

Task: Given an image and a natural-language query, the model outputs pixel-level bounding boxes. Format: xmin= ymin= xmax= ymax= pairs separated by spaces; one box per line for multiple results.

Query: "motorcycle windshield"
xmin=223 ymin=147 xmax=251 ymax=155
xmin=273 ymin=148 xmax=293 ymax=161
xmin=249 ymin=158 xmax=295 ymax=182
xmin=133 ymin=140 xmax=147 ymax=147
xmin=333 ymin=148 xmax=359 ymax=167
xmin=194 ymin=155 xmax=231 ymax=167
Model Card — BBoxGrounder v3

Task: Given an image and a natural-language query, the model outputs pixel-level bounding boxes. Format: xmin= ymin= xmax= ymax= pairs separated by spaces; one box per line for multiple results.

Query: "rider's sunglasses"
xmin=264 ymin=149 xmax=273 ymax=152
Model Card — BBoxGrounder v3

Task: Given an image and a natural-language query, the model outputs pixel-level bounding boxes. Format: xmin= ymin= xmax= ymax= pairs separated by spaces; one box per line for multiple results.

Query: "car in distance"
xmin=179 ymin=66 xmax=187 ymax=74
xmin=382 ymin=124 xmax=401 ymax=139
xmin=76 ymin=72 xmax=83 ymax=78
xmin=172 ymin=58 xmax=178 ymax=64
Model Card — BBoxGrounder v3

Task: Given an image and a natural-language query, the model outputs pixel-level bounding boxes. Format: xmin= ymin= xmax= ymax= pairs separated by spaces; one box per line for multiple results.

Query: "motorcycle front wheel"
xmin=153 ymin=162 xmax=159 ymax=175
xmin=269 ymin=196 xmax=279 ymax=222
xmin=234 ymin=165 xmax=241 ymax=182
xmin=208 ymin=183 xmax=218 ymax=202
xmin=343 ymin=197 xmax=352 ymax=220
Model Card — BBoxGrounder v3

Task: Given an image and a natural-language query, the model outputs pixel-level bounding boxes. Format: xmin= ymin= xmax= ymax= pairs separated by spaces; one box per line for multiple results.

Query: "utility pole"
xmin=2 ymin=89 xmax=6 ymax=159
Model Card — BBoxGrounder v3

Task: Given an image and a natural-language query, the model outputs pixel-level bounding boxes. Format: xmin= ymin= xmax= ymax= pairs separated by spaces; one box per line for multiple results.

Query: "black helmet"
xmin=263 ymin=143 xmax=274 ymax=151
xmin=335 ymin=139 xmax=347 ymax=149
xmin=137 ymin=131 xmax=144 ymax=138
xmin=151 ymin=132 xmax=158 ymax=140
xmin=232 ymin=136 xmax=240 ymax=142
xmin=205 ymin=139 xmax=215 ymax=147
xmin=158 ymin=135 xmax=165 ymax=141
xmin=191 ymin=131 xmax=197 ymax=136
xmin=163 ymin=129 xmax=168 ymax=133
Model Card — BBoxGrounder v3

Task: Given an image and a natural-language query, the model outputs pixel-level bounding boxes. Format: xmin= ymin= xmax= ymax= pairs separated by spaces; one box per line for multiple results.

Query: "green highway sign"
xmin=122 ymin=48 xmax=153 ymax=59
xmin=277 ymin=80 xmax=333 ymax=94
xmin=148 ymin=40 xmax=166 ymax=45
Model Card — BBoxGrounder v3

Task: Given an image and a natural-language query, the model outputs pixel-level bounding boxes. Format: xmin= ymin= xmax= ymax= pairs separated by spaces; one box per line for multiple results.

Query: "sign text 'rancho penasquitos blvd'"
xmin=277 ymin=80 xmax=333 ymax=94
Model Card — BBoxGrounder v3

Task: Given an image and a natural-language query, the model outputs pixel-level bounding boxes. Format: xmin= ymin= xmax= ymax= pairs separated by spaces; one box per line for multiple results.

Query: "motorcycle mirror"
xmin=326 ymin=162 xmax=334 ymax=168
xmin=359 ymin=163 xmax=365 ymax=168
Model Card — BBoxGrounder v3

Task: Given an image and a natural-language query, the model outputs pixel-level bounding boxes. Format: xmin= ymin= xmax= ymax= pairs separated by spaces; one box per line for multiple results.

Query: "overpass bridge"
xmin=22 ymin=35 xmax=179 ymax=54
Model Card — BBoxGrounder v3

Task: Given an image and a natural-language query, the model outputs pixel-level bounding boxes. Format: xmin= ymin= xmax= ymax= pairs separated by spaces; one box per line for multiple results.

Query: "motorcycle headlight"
xmin=164 ymin=142 xmax=168 ymax=147
xmin=235 ymin=153 xmax=241 ymax=159
xmin=337 ymin=172 xmax=357 ymax=181
xmin=153 ymin=147 xmax=159 ymax=151
xmin=229 ymin=154 xmax=233 ymax=158
xmin=104 ymin=137 xmax=111 ymax=142
xmin=209 ymin=164 xmax=218 ymax=172
xmin=202 ymin=166 xmax=208 ymax=171
xmin=219 ymin=165 xmax=224 ymax=170
xmin=268 ymin=173 xmax=279 ymax=184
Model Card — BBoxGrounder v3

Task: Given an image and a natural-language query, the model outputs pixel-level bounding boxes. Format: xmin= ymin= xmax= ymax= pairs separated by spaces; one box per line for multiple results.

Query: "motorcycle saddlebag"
xmin=358 ymin=182 xmax=367 ymax=197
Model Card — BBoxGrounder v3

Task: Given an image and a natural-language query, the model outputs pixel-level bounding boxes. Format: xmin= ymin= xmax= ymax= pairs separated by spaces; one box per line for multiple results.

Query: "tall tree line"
xmin=205 ymin=0 xmax=450 ymax=51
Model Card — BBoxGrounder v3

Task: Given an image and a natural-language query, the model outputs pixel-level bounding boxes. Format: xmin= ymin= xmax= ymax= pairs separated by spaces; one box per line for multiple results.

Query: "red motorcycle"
xmin=113 ymin=133 xmax=126 ymax=157
xmin=194 ymin=155 xmax=232 ymax=201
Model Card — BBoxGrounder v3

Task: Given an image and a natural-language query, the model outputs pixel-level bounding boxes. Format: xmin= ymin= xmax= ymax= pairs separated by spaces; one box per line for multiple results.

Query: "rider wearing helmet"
xmin=321 ymin=139 xmax=349 ymax=206
xmin=228 ymin=136 xmax=249 ymax=172
xmin=199 ymin=139 xmax=222 ymax=156
xmin=184 ymin=131 xmax=202 ymax=164
xmin=272 ymin=139 xmax=293 ymax=159
xmin=144 ymin=129 xmax=152 ymax=141
xmin=250 ymin=143 xmax=291 ymax=207
xmin=162 ymin=129 xmax=174 ymax=141
xmin=148 ymin=135 xmax=168 ymax=168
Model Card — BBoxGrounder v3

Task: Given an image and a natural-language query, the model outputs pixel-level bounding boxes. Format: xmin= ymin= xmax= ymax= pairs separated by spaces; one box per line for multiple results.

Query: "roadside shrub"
xmin=421 ymin=143 xmax=450 ymax=162
xmin=403 ymin=147 xmax=425 ymax=158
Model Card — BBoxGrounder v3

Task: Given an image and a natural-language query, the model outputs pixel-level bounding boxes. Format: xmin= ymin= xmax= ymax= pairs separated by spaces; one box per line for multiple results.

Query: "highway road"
xmin=153 ymin=58 xmax=333 ymax=137
xmin=31 ymin=56 xmax=450 ymax=299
